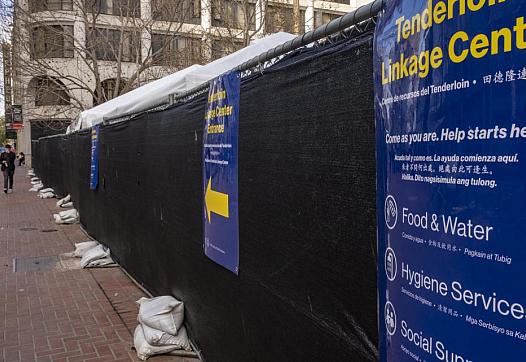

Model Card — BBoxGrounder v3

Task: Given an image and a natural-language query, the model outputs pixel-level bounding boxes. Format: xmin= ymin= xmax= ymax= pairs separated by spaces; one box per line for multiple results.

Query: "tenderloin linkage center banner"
xmin=375 ymin=1 xmax=526 ymax=361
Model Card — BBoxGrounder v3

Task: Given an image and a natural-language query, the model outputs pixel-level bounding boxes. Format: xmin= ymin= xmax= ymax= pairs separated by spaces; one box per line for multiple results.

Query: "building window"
xmin=211 ymin=39 xmax=243 ymax=60
xmin=266 ymin=5 xmax=305 ymax=33
xmin=152 ymin=0 xmax=201 ymax=25
xmin=314 ymin=11 xmax=340 ymax=28
xmin=87 ymin=27 xmax=141 ymax=62
xmin=85 ymin=0 xmax=141 ymax=17
xmin=30 ymin=0 xmax=73 ymax=12
xmin=112 ymin=0 xmax=141 ymax=17
xmin=93 ymin=78 xmax=127 ymax=105
xmin=31 ymin=25 xmax=74 ymax=59
xmin=151 ymin=34 xmax=202 ymax=67
xmin=31 ymin=77 xmax=70 ymax=106
xmin=212 ymin=0 xmax=256 ymax=31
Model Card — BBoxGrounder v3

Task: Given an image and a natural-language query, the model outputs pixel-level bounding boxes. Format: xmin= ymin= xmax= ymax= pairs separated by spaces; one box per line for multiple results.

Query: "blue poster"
xmin=375 ymin=1 xmax=526 ymax=361
xmin=203 ymin=71 xmax=240 ymax=274
xmin=90 ymin=125 xmax=100 ymax=190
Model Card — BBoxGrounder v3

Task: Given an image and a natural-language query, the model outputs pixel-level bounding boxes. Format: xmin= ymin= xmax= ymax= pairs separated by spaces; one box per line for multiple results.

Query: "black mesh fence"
xmin=34 ymin=34 xmax=378 ymax=361
xmin=30 ymin=121 xmax=69 ymax=157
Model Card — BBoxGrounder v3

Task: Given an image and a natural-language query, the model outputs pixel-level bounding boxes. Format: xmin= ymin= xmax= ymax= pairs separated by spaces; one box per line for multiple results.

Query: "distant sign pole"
xmin=375 ymin=1 xmax=526 ymax=361
xmin=11 ymin=105 xmax=23 ymax=130
xmin=203 ymin=71 xmax=240 ymax=274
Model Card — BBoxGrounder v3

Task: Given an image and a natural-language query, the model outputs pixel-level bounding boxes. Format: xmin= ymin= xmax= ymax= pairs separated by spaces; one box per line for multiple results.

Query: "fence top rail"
xmin=102 ymin=0 xmax=384 ymax=125
xmin=167 ymin=0 xmax=384 ymax=106
xmin=37 ymin=133 xmax=68 ymax=141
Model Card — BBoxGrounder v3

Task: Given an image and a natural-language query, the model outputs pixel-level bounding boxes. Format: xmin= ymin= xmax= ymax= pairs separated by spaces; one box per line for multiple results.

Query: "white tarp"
xmin=75 ymin=32 xmax=296 ymax=130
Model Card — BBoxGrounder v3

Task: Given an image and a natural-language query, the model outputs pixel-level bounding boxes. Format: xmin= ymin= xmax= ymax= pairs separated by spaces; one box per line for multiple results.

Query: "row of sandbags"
xmin=27 ymin=170 xmax=73 ymax=203
xmin=26 ymin=171 xmax=193 ymax=358
xmin=52 ymin=194 xmax=78 ymax=224
xmin=73 ymin=241 xmax=116 ymax=268
xmin=26 ymin=170 xmax=77 ymax=222
xmin=27 ymin=172 xmax=58 ymax=199
xmin=29 ymin=176 xmax=44 ymax=192
xmin=134 ymin=296 xmax=192 ymax=360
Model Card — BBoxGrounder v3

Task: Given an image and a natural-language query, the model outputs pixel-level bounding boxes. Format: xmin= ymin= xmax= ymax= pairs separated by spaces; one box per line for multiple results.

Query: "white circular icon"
xmin=385 ymin=301 xmax=397 ymax=336
xmin=385 ymin=247 xmax=397 ymax=282
xmin=385 ymin=195 xmax=398 ymax=230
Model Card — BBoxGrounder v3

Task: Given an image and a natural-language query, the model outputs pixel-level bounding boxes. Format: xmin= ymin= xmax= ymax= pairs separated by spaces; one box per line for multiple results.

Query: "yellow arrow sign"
xmin=205 ymin=177 xmax=229 ymax=223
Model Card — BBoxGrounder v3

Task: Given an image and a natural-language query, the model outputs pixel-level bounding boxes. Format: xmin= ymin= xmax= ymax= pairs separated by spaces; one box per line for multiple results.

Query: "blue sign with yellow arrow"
xmin=203 ymin=71 xmax=240 ymax=274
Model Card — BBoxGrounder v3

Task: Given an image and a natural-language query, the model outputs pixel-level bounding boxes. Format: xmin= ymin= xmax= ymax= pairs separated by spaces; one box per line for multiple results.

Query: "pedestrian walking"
xmin=18 ymin=152 xmax=25 ymax=166
xmin=1 ymin=145 xmax=16 ymax=193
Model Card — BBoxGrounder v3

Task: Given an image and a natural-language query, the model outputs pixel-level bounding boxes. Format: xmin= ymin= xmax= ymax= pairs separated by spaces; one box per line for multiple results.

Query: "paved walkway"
xmin=0 ymin=168 xmax=198 ymax=362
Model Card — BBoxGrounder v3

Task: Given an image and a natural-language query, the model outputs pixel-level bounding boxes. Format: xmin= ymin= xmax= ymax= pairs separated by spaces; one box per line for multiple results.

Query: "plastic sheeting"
xmin=75 ymin=32 xmax=296 ymax=130
xmin=34 ymin=34 xmax=378 ymax=361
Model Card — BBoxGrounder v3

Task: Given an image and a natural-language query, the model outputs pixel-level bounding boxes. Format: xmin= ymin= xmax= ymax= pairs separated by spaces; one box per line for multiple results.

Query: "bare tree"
xmin=2 ymin=0 xmax=206 ymax=123
xmin=203 ymin=0 xmax=317 ymax=61
xmin=2 ymin=0 xmax=346 ymax=125
xmin=206 ymin=0 xmax=263 ymax=58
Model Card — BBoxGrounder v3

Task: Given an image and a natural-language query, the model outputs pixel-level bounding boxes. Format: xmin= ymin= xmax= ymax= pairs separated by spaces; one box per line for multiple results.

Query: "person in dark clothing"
xmin=1 ymin=144 xmax=16 ymax=193
xmin=18 ymin=152 xmax=25 ymax=166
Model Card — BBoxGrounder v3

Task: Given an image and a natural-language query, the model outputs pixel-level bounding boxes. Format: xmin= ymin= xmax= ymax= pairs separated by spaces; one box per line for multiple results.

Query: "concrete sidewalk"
xmin=0 ymin=168 xmax=198 ymax=362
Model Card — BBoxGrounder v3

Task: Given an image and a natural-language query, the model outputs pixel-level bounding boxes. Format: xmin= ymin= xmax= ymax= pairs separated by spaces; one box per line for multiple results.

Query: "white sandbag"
xmin=57 ymin=216 xmax=78 ymax=225
xmin=80 ymin=245 xmax=109 ymax=268
xmin=61 ymin=202 xmax=73 ymax=208
xmin=134 ymin=325 xmax=179 ymax=361
xmin=31 ymin=184 xmax=44 ymax=192
xmin=137 ymin=296 xmax=184 ymax=336
xmin=29 ymin=183 xmax=43 ymax=192
xmin=56 ymin=194 xmax=71 ymax=207
xmin=73 ymin=241 xmax=99 ymax=257
xmin=59 ymin=209 xmax=78 ymax=220
xmin=53 ymin=214 xmax=61 ymax=223
xmin=39 ymin=192 xmax=55 ymax=199
xmin=54 ymin=215 xmax=77 ymax=224
xmin=31 ymin=177 xmax=39 ymax=182
xmin=54 ymin=209 xmax=78 ymax=224
xmin=39 ymin=188 xmax=54 ymax=194
xmin=140 ymin=323 xmax=191 ymax=350
xmin=86 ymin=256 xmax=115 ymax=268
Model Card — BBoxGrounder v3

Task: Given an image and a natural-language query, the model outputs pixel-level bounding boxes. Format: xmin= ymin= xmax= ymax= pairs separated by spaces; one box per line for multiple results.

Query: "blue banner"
xmin=375 ymin=1 xmax=526 ymax=361
xmin=203 ymin=71 xmax=240 ymax=274
xmin=90 ymin=125 xmax=100 ymax=190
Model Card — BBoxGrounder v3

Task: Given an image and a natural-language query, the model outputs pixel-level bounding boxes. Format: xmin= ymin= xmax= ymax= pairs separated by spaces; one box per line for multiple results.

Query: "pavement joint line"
xmin=87 ymin=269 xmax=135 ymax=338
